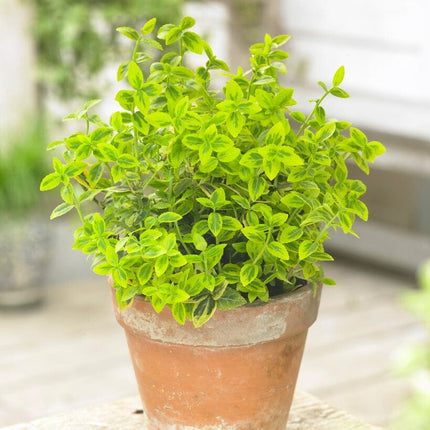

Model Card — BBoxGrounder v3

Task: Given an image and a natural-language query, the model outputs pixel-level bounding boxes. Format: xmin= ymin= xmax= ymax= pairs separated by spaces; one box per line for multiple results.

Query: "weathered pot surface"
xmin=112 ymin=283 xmax=322 ymax=430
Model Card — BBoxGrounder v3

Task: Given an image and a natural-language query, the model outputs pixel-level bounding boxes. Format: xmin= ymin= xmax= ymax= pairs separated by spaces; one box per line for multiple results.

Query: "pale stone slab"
xmin=0 ymin=391 xmax=382 ymax=430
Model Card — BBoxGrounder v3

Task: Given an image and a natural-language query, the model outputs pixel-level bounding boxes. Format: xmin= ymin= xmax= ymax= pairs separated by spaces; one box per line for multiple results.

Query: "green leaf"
xmin=78 ymin=190 xmax=100 ymax=203
xmin=93 ymin=262 xmax=112 ymax=275
xmin=91 ymin=127 xmax=112 ymax=144
xmin=368 ymin=141 xmax=386 ymax=157
xmin=217 ymin=287 xmax=247 ymax=310
xmin=50 ymin=202 xmax=74 ymax=219
xmin=143 ymin=245 xmax=166 ymax=258
xmin=222 ymin=264 xmax=241 ymax=283
xmin=196 ymin=197 xmax=215 ymax=209
xmin=172 ymin=302 xmax=186 ymax=325
xmin=270 ymin=213 xmax=289 ymax=227
xmin=253 ymin=76 xmax=275 ymax=85
xmin=163 ymin=283 xmax=190 ymax=304
xmin=350 ymin=127 xmax=368 ymax=147
xmin=208 ymin=212 xmax=223 ymax=237
xmin=240 ymin=264 xmax=259 ymax=286
xmin=182 ymin=31 xmax=204 ymax=54
xmin=128 ymin=61 xmax=144 ymax=90
xmin=265 ymin=122 xmax=285 ymax=146
xmin=192 ymin=220 xmax=209 ymax=236
xmin=141 ymin=83 xmax=162 ymax=97
xmin=155 ymin=254 xmax=169 ymax=277
xmin=316 ymin=123 xmax=336 ymax=142
xmin=241 ymin=226 xmax=266 ymax=242
xmin=165 ymin=27 xmax=182 ymax=45
xmin=210 ymin=188 xmax=227 ymax=208
xmin=193 ymin=295 xmax=217 ymax=327
xmin=205 ymin=244 xmax=226 ymax=270
xmin=272 ymin=34 xmax=291 ymax=47
xmin=137 ymin=263 xmax=153 ymax=285
xmin=350 ymin=199 xmax=368 ymax=221
xmin=281 ymin=191 xmax=311 ymax=209
xmin=222 ymin=216 xmax=242 ymax=231
xmin=263 ymin=158 xmax=281 ymax=181
xmin=290 ymin=111 xmax=306 ymax=123
xmin=183 ymin=135 xmax=204 ymax=150
xmin=225 ymin=80 xmax=243 ymax=103
xmin=170 ymin=253 xmax=187 ymax=268
xmin=332 ymin=65 xmax=345 ymax=86
xmin=267 ymin=241 xmax=289 ymax=260
xmin=158 ymin=212 xmax=183 ymax=223
xmin=117 ymin=61 xmax=129 ymax=81
xmin=185 ymin=273 xmax=206 ymax=296
xmin=92 ymin=214 xmax=105 ymax=235
xmin=218 ymin=147 xmax=240 ymax=163
xmin=227 ymin=112 xmax=245 ymax=137
xmin=240 ymin=150 xmax=263 ymax=168
xmin=134 ymin=90 xmax=149 ymax=113
xmin=117 ymin=26 xmax=140 ymax=41
xmin=93 ymin=143 xmax=118 ymax=162
xmin=115 ymin=90 xmax=135 ymax=111
xmin=299 ymin=240 xmax=319 ymax=260
xmin=339 ymin=211 xmax=354 ymax=233
xmin=330 ymin=87 xmax=349 ymax=98
xmin=279 ymin=226 xmax=303 ymax=243
xmin=231 ymin=195 xmax=250 ymax=210
xmin=180 ymin=16 xmax=195 ymax=30
xmin=64 ymin=161 xmax=87 ymax=177
xmin=40 ymin=173 xmax=61 ymax=191
xmin=248 ymin=176 xmax=266 ymax=201
xmin=141 ymin=18 xmax=156 ymax=35
xmin=117 ymin=154 xmax=139 ymax=169
xmin=192 ymin=233 xmax=207 ymax=251
xmin=322 ymin=277 xmax=336 ymax=286
xmin=147 ymin=112 xmax=171 ymax=128
xmin=199 ymin=141 xmax=212 ymax=164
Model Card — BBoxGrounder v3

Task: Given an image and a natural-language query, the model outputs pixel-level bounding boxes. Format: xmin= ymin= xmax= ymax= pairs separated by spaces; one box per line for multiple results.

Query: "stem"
xmin=132 ymin=38 xmax=141 ymax=62
xmin=296 ymin=90 xmax=330 ymax=137
xmin=73 ymin=195 xmax=85 ymax=224
xmin=315 ymin=213 xmax=338 ymax=243
xmin=253 ymin=227 xmax=272 ymax=265
xmin=174 ymin=221 xmax=192 ymax=254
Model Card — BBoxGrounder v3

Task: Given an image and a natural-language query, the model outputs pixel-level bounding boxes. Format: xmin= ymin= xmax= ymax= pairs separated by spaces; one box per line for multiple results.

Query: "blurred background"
xmin=0 ymin=0 xmax=429 ymax=428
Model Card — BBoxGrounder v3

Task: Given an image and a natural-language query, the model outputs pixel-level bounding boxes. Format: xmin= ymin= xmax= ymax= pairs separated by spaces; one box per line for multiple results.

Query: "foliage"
xmin=392 ymin=261 xmax=430 ymax=430
xmin=40 ymin=17 xmax=385 ymax=326
xmin=0 ymin=121 xmax=48 ymax=216
xmin=31 ymin=0 xmax=183 ymax=99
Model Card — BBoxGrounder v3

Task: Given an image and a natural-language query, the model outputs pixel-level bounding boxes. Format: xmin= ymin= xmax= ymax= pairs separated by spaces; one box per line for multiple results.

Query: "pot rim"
xmin=113 ymin=282 xmax=322 ymax=347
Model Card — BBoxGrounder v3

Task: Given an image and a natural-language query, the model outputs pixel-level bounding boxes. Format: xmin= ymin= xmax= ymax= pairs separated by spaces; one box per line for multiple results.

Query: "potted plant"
xmin=0 ymin=121 xmax=51 ymax=308
xmin=40 ymin=17 xmax=385 ymax=429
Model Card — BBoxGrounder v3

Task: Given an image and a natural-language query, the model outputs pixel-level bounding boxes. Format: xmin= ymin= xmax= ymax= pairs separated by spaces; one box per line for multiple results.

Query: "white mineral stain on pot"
xmin=118 ymin=284 xmax=319 ymax=347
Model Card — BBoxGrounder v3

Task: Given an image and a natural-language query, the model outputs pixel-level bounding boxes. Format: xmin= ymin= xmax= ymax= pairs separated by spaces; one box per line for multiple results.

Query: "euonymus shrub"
xmin=41 ymin=17 xmax=385 ymax=326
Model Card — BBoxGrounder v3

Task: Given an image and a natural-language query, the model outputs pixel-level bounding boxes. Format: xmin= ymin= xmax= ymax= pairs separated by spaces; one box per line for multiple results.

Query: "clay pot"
xmin=113 ymin=284 xmax=321 ymax=430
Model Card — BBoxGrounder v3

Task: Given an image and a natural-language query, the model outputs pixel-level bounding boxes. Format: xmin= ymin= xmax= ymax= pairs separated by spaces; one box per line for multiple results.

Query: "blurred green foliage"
xmin=0 ymin=121 xmax=48 ymax=216
xmin=31 ymin=0 xmax=184 ymax=99
xmin=392 ymin=261 xmax=430 ymax=429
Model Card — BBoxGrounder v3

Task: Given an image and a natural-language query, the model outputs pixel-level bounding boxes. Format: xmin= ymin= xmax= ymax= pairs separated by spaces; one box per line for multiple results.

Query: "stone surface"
xmin=0 ymin=391 xmax=382 ymax=430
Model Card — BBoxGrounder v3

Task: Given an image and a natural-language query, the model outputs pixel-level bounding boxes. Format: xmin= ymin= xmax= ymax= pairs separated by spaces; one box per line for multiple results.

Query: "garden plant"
xmin=40 ymin=16 xmax=385 ymax=327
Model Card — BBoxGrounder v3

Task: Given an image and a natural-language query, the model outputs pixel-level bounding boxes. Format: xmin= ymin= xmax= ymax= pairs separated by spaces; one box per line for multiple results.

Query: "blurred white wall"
xmin=281 ymin=0 xmax=430 ymax=141
xmin=0 ymin=0 xmax=37 ymax=142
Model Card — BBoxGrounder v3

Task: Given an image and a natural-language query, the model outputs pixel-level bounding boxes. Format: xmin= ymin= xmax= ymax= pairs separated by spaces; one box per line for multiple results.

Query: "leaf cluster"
xmin=30 ymin=0 xmax=184 ymax=99
xmin=40 ymin=17 xmax=385 ymax=326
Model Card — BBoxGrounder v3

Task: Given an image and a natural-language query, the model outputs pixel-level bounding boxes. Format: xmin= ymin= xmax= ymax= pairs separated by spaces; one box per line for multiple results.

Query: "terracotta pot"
xmin=112 ymin=283 xmax=321 ymax=430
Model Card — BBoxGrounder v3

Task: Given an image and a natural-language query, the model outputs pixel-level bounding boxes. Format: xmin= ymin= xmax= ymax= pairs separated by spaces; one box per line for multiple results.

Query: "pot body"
xmin=113 ymin=284 xmax=321 ymax=430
